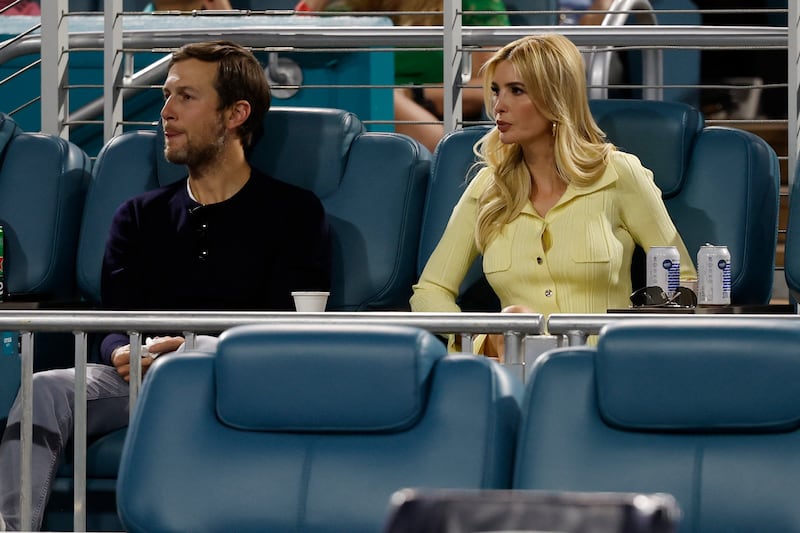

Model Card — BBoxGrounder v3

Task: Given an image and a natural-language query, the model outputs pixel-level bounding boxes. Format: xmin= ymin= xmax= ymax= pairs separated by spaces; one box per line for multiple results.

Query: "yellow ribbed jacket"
xmin=411 ymin=150 xmax=697 ymax=317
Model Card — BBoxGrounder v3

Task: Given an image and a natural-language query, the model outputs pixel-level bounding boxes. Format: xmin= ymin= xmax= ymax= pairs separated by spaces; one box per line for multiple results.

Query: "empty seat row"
xmin=116 ymin=318 xmax=800 ymax=533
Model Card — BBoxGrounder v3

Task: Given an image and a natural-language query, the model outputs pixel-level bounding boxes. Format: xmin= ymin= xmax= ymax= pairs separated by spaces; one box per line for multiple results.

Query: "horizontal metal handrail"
xmin=0 ymin=308 xmax=543 ymax=333
xmin=547 ymin=312 xmax=800 ymax=346
xmin=0 ymin=24 xmax=787 ymax=65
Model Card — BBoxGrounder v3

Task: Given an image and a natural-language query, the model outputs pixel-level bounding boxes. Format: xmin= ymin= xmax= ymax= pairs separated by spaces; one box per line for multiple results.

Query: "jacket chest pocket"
xmin=483 ymin=225 xmax=517 ymax=273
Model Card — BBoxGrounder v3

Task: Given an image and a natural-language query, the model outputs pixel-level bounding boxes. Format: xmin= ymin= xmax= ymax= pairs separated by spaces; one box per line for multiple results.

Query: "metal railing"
xmin=11 ymin=308 xmax=800 ymax=529
xmin=9 ymin=309 xmax=544 ymax=531
xmin=546 ymin=311 xmax=800 ymax=346
xmin=0 ymin=8 xmax=788 ymax=139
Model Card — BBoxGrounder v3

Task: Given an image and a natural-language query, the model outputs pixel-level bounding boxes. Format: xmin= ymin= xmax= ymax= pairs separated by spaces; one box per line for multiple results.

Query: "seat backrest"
xmin=0 ymin=113 xmax=91 ymax=301
xmin=514 ymin=318 xmax=800 ymax=533
xmin=417 ymin=125 xmax=488 ymax=304
xmin=419 ymin=99 xmax=779 ymax=306
xmin=784 ymin=163 xmax=800 ymax=302
xmin=590 ymin=99 xmax=779 ymax=304
xmin=117 ymin=324 xmax=522 ymax=533
xmin=0 ymin=111 xmax=90 ymax=436
xmin=76 ymin=106 xmax=430 ymax=310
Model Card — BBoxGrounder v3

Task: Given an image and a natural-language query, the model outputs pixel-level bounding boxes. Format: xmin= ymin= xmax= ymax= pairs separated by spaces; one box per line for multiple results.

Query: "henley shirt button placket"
xmin=545 ymin=289 xmax=553 ymax=297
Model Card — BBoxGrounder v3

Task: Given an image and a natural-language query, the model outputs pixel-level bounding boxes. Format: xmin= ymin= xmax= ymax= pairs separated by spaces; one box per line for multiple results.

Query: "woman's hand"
xmin=111 ymin=336 xmax=185 ymax=382
xmin=485 ymin=305 xmax=536 ymax=361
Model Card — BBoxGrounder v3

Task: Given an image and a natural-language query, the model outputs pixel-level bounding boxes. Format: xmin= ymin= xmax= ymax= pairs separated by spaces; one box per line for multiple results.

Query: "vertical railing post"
xmin=40 ymin=0 xmax=69 ymax=138
xmin=72 ymin=331 xmax=88 ymax=532
xmin=129 ymin=331 xmax=142 ymax=412
xmin=104 ymin=0 xmax=124 ymax=142
xmin=443 ymin=0 xmax=463 ymax=133
xmin=18 ymin=331 xmax=33 ymax=529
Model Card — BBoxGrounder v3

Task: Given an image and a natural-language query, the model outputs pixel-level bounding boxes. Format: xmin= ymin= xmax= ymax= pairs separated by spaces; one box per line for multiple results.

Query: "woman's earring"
xmin=552 ymin=122 xmax=557 ymax=137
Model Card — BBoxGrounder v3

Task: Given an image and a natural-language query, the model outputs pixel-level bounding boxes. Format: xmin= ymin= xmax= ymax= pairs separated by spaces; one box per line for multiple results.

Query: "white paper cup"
xmin=291 ymin=291 xmax=330 ymax=312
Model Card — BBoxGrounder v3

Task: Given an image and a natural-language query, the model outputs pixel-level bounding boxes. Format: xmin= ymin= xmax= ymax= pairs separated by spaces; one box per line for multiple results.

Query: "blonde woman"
xmin=410 ymin=34 xmax=696 ymax=355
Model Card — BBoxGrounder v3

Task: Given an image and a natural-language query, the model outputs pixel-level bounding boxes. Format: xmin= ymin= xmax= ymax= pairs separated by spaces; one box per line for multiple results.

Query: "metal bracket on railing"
xmin=565 ymin=329 xmax=590 ymax=346
xmin=503 ymin=331 xmax=525 ymax=382
xmin=461 ymin=47 xmax=473 ymax=85
xmin=460 ymin=332 xmax=473 ymax=353
xmin=585 ymin=0 xmax=663 ymax=101
xmin=522 ymin=334 xmax=560 ymax=381
xmin=265 ymin=51 xmax=302 ymax=99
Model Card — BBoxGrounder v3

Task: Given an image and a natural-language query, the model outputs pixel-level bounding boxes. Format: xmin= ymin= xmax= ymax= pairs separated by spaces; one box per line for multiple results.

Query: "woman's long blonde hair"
xmin=474 ymin=33 xmax=613 ymax=250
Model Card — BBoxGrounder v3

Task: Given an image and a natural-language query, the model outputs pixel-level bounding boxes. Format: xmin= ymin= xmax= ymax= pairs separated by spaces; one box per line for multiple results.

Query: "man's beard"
xmin=165 ymin=121 xmax=227 ymax=168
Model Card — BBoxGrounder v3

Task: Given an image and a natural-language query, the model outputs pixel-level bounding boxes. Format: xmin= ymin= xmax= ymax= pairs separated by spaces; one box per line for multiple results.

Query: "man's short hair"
xmin=169 ymin=40 xmax=271 ymax=148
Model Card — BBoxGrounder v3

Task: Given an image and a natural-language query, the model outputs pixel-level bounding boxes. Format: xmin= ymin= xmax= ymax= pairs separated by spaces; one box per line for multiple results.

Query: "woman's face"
xmin=490 ymin=60 xmax=551 ymax=147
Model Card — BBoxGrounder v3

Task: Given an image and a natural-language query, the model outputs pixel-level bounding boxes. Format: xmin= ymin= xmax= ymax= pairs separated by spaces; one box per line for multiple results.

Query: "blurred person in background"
xmin=144 ymin=0 xmax=232 ymax=10
xmin=295 ymin=0 xmax=510 ymax=152
xmin=0 ymin=0 xmax=39 ymax=15
xmin=559 ymin=0 xmax=612 ymax=25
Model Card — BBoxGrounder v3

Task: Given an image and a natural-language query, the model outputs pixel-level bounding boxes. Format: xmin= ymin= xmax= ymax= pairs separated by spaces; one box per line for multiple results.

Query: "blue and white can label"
xmin=646 ymin=246 xmax=680 ymax=296
xmin=697 ymin=244 xmax=731 ymax=305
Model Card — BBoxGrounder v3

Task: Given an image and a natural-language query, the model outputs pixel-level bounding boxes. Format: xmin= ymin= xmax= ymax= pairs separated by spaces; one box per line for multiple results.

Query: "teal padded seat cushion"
xmin=0 ymin=130 xmax=90 ymax=299
xmin=595 ymin=320 xmax=800 ymax=432
xmin=0 ymin=113 xmax=20 ymax=157
xmin=589 ymin=99 xmax=702 ymax=198
xmin=249 ymin=106 xmax=364 ymax=198
xmin=215 ymin=324 xmax=445 ymax=431
xmin=118 ymin=324 xmax=521 ymax=532
xmin=77 ymin=131 xmax=166 ymax=304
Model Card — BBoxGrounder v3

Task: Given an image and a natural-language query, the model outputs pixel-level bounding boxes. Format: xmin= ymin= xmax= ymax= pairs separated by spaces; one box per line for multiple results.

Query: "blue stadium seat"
xmin=54 ymin=106 xmax=431 ymax=529
xmin=418 ymin=99 xmax=780 ymax=307
xmin=513 ymin=318 xmax=800 ymax=533
xmin=783 ymin=163 xmax=800 ymax=303
xmin=77 ymin=106 xmax=431 ymax=310
xmin=0 ymin=114 xmax=91 ymax=303
xmin=0 ymin=112 xmax=90 ymax=421
xmin=117 ymin=323 xmax=522 ymax=533
xmin=590 ymin=99 xmax=779 ymax=303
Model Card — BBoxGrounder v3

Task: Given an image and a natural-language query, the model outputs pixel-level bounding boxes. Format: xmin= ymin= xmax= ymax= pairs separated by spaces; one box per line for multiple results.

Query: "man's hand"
xmin=111 ymin=336 xmax=185 ymax=382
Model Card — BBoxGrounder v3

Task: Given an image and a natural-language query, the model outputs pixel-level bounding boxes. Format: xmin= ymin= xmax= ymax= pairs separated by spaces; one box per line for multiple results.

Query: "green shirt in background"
xmin=395 ymin=0 xmax=511 ymax=84
xmin=326 ymin=0 xmax=511 ymax=85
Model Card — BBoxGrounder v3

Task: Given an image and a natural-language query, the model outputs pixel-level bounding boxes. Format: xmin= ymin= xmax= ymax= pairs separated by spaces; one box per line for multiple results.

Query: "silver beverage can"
xmin=646 ymin=246 xmax=680 ymax=296
xmin=697 ymin=244 xmax=731 ymax=305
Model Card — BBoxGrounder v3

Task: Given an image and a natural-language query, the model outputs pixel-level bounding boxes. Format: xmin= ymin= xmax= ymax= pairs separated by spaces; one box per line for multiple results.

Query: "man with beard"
xmin=0 ymin=41 xmax=331 ymax=531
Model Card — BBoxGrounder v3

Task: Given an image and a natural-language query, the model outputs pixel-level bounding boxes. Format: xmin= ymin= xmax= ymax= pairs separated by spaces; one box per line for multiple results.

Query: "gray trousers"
xmin=0 ymin=336 xmax=218 ymax=531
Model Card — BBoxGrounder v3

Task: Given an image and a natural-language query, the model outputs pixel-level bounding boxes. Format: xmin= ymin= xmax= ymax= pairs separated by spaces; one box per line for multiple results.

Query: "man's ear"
xmin=227 ymin=100 xmax=251 ymax=130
